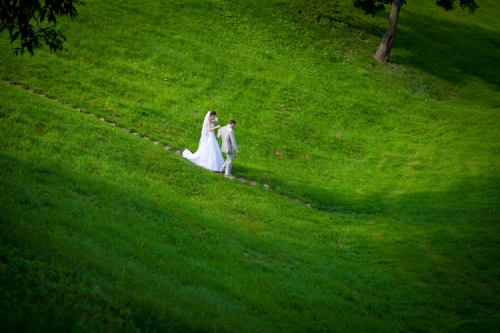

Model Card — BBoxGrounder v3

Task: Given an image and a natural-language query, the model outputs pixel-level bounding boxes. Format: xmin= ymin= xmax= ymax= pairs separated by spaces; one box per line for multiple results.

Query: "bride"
xmin=182 ymin=110 xmax=225 ymax=172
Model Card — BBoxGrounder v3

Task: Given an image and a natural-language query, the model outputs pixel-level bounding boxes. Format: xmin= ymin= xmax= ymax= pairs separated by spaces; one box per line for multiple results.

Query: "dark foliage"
xmin=353 ymin=0 xmax=478 ymax=16
xmin=0 ymin=0 xmax=84 ymax=55
xmin=436 ymin=0 xmax=479 ymax=12
xmin=353 ymin=0 xmax=406 ymax=16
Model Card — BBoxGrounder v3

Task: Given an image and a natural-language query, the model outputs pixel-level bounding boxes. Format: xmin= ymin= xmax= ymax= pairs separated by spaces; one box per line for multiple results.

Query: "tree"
xmin=0 ymin=0 xmax=84 ymax=55
xmin=353 ymin=0 xmax=479 ymax=62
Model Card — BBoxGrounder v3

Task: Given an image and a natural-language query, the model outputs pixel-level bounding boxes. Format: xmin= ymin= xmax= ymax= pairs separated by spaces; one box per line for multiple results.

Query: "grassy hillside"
xmin=1 ymin=0 xmax=499 ymax=332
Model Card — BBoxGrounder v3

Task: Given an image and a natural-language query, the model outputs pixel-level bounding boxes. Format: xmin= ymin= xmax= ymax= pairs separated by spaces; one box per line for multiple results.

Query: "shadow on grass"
xmin=0 ymin=152 xmax=244 ymax=332
xmin=263 ymin=170 xmax=500 ymax=224
xmin=394 ymin=10 xmax=500 ymax=87
xmin=0 ymin=152 xmax=412 ymax=332
xmin=273 ymin=1 xmax=499 ymax=88
xmin=228 ymin=160 xmax=500 ymax=223
xmin=349 ymin=9 xmax=500 ymax=89
xmin=2 ymin=151 xmax=499 ymax=331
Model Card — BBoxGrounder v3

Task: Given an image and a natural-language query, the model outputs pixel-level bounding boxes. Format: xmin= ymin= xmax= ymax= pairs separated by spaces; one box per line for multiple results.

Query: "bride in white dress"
xmin=182 ymin=110 xmax=225 ymax=172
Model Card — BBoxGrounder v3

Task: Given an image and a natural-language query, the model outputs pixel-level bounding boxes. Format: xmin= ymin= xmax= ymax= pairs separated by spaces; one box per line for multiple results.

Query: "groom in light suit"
xmin=217 ymin=119 xmax=240 ymax=179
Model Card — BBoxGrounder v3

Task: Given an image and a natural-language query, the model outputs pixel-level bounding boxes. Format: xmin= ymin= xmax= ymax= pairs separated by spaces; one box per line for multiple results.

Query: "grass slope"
xmin=1 ymin=0 xmax=499 ymax=332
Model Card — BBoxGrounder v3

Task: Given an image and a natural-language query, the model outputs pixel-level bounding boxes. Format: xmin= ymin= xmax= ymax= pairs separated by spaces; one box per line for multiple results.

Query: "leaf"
xmin=40 ymin=7 xmax=47 ymax=23
xmin=10 ymin=31 xmax=20 ymax=43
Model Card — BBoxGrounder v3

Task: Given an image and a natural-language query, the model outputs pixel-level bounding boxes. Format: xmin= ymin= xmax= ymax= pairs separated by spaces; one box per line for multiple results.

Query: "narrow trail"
xmin=3 ymin=79 xmax=312 ymax=209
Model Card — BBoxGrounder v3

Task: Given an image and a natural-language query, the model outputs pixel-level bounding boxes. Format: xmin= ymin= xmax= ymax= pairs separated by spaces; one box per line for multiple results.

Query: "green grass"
xmin=1 ymin=0 xmax=499 ymax=331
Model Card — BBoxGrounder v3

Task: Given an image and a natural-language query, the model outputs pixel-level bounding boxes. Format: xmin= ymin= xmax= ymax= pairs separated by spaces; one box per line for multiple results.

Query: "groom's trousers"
xmin=220 ymin=152 xmax=234 ymax=176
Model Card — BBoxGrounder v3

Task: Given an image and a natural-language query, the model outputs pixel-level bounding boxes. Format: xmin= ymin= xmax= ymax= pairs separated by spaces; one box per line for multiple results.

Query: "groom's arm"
xmin=230 ymin=130 xmax=239 ymax=153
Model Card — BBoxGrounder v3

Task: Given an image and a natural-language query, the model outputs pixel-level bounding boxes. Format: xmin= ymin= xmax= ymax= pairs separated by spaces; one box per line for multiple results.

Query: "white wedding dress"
xmin=182 ymin=112 xmax=225 ymax=172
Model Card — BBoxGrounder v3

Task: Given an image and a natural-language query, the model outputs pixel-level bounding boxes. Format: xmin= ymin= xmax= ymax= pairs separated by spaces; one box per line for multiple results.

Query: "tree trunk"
xmin=374 ymin=0 xmax=403 ymax=62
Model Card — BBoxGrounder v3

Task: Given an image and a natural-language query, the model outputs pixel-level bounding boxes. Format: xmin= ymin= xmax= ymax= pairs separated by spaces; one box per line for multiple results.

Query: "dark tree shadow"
xmin=240 ymin=163 xmax=500 ymax=224
xmin=373 ymin=9 xmax=500 ymax=88
xmin=306 ymin=177 xmax=496 ymax=223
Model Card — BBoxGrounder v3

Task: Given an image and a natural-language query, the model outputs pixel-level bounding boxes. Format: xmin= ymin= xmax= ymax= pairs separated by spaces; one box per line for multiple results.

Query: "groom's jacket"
xmin=217 ymin=125 xmax=239 ymax=154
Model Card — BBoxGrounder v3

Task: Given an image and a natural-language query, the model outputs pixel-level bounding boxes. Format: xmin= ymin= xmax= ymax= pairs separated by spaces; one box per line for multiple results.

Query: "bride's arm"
xmin=206 ymin=120 xmax=220 ymax=132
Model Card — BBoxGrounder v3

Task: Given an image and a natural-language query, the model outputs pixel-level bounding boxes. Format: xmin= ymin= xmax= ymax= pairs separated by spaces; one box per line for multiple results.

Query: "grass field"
xmin=1 ymin=0 xmax=499 ymax=332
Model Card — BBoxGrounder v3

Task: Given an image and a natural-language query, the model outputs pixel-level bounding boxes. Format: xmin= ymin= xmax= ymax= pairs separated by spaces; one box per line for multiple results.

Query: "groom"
xmin=217 ymin=119 xmax=240 ymax=179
